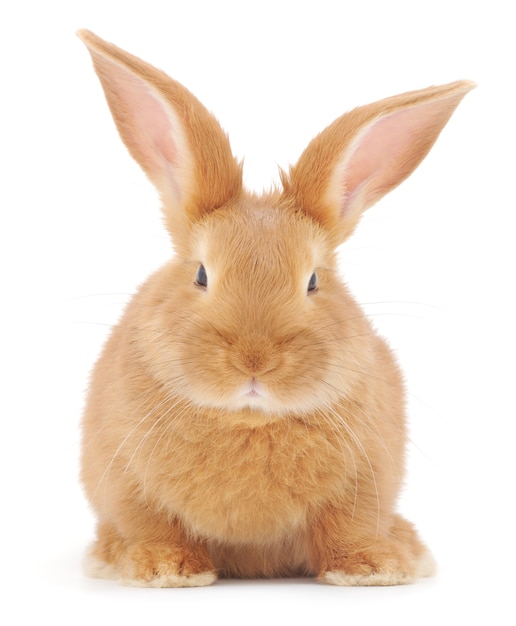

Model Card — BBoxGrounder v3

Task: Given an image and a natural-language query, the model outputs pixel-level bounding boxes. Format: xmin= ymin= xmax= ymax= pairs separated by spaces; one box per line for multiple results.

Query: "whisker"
xmin=123 ymin=397 xmax=183 ymax=474
xmin=92 ymin=393 xmax=178 ymax=503
xmin=325 ymin=403 xmax=381 ymax=538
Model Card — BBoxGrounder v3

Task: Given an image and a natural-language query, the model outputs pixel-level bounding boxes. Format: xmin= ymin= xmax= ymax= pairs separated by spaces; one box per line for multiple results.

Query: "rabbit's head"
xmin=78 ymin=30 xmax=474 ymax=420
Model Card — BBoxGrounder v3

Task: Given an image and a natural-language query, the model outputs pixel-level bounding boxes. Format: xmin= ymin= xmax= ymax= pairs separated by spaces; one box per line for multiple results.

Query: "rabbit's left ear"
xmin=282 ymin=80 xmax=475 ymax=244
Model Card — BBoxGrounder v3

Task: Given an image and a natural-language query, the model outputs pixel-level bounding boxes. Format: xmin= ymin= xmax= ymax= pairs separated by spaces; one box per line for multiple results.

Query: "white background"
xmin=1 ymin=1 xmax=514 ymax=624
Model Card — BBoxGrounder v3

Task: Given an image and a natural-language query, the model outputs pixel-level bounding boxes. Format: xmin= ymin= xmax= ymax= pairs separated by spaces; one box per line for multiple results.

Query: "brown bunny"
xmin=78 ymin=29 xmax=474 ymax=587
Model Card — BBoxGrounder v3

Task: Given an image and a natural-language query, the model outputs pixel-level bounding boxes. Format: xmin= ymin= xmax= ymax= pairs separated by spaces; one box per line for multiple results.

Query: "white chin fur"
xmin=216 ymin=391 xmax=285 ymax=415
xmin=228 ymin=389 xmax=319 ymax=415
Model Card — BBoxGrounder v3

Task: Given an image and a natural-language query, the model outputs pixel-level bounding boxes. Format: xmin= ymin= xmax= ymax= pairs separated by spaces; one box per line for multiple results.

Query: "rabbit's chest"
xmin=149 ymin=420 xmax=346 ymax=542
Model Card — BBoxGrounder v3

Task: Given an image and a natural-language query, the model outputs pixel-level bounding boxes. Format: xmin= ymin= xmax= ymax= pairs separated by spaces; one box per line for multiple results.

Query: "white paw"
xmin=414 ymin=549 xmax=437 ymax=578
xmin=121 ymin=570 xmax=217 ymax=588
xmin=322 ymin=569 xmax=413 ymax=586
xmin=322 ymin=550 xmax=437 ymax=586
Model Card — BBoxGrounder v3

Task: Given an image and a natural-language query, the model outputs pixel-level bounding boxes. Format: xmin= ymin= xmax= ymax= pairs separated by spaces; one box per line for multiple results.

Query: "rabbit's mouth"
xmin=242 ymin=378 xmax=265 ymax=400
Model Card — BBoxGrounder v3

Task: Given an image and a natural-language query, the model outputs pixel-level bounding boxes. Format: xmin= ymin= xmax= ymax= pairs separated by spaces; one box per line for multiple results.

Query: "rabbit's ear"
xmin=282 ymin=80 xmax=475 ymax=244
xmin=78 ymin=30 xmax=242 ymax=240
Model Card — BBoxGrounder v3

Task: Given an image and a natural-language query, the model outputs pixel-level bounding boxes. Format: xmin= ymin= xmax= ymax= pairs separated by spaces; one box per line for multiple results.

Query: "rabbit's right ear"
xmin=77 ymin=30 xmax=242 ymax=242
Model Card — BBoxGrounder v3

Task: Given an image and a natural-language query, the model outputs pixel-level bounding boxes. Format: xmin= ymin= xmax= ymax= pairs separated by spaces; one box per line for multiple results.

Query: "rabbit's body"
xmin=78 ymin=30 xmax=474 ymax=587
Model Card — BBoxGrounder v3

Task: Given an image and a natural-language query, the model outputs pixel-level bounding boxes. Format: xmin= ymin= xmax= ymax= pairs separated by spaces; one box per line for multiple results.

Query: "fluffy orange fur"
xmin=78 ymin=30 xmax=474 ymax=587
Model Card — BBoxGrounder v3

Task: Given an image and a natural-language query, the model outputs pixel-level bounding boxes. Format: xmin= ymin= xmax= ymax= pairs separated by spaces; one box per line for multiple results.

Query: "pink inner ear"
xmin=138 ymin=84 xmax=179 ymax=166
xmin=340 ymin=102 xmax=439 ymax=216
xmin=116 ymin=69 xmax=179 ymax=170
xmin=95 ymin=53 xmax=186 ymax=204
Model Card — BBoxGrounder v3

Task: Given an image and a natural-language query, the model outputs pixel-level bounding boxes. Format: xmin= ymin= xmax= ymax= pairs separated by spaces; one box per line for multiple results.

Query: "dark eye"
xmin=307 ymin=271 xmax=318 ymax=292
xmin=195 ymin=264 xmax=208 ymax=288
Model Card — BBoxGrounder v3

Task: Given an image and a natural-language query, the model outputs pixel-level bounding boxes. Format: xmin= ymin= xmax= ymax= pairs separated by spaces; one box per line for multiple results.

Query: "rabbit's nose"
xmin=241 ymin=351 xmax=271 ymax=375
xmin=231 ymin=338 xmax=279 ymax=376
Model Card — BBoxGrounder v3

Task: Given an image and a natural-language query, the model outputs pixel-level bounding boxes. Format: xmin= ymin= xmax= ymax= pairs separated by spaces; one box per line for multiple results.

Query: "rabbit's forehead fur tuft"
xmin=189 ymin=196 xmax=334 ymax=293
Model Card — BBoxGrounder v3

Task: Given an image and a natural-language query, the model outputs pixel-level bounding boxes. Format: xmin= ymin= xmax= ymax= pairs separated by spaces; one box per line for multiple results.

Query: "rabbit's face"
xmin=145 ymin=197 xmax=373 ymax=419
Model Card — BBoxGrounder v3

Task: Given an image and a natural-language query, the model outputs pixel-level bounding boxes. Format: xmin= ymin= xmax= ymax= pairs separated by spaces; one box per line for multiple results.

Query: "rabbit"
xmin=77 ymin=29 xmax=474 ymax=588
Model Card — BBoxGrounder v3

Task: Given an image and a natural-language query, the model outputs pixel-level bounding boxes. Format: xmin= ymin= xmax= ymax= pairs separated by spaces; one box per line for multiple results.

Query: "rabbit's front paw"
xmin=319 ymin=541 xmax=433 ymax=586
xmin=120 ymin=542 xmax=217 ymax=588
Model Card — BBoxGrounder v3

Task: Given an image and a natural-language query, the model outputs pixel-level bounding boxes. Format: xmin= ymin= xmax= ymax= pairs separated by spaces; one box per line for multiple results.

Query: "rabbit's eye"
xmin=195 ymin=264 xmax=208 ymax=288
xmin=307 ymin=272 xmax=318 ymax=292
